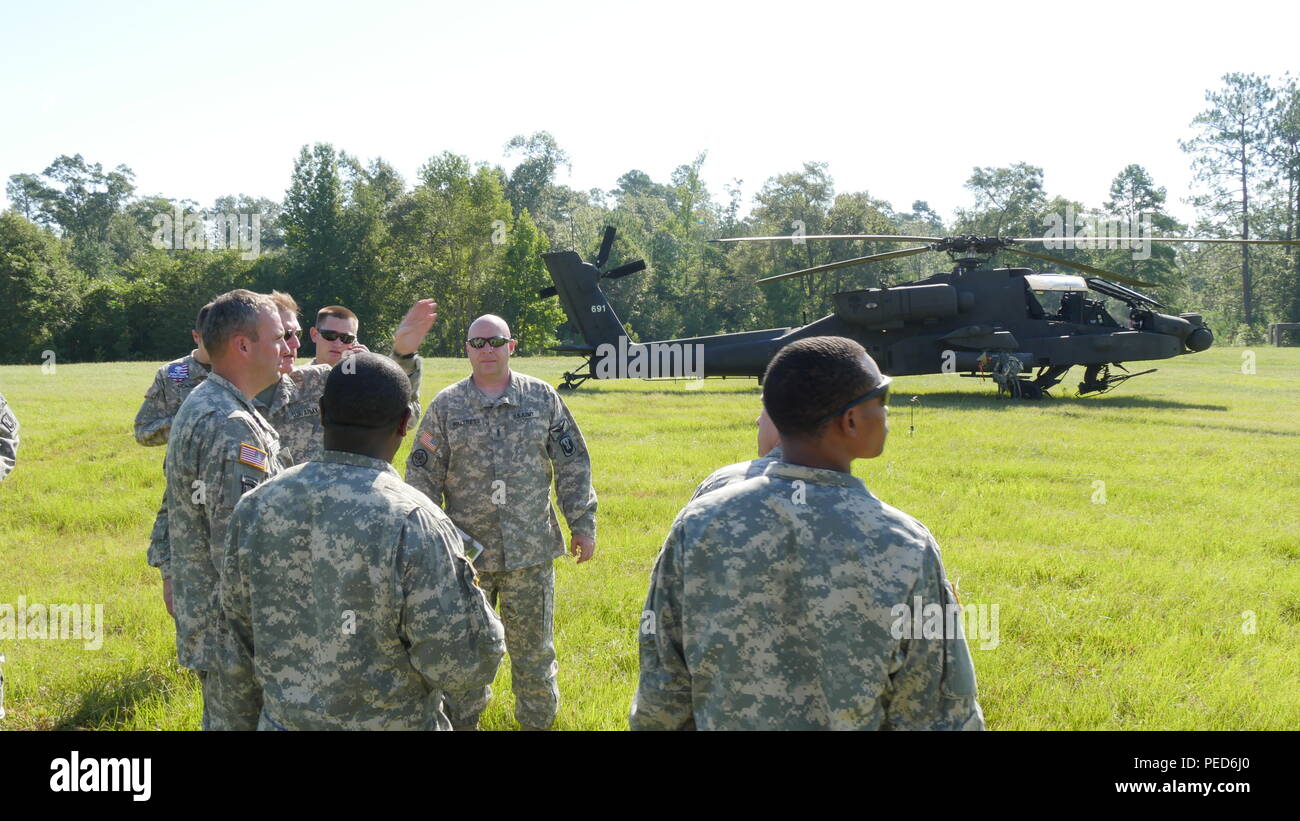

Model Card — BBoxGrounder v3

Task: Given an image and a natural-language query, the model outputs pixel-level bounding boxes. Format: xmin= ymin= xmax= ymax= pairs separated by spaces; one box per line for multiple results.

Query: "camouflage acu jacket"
xmin=134 ymin=352 xmax=211 ymax=446
xmin=163 ymin=372 xmax=283 ymax=670
xmin=631 ymin=459 xmax=985 ymax=731
xmin=219 ymin=450 xmax=505 ymax=730
xmin=0 ymin=392 xmax=18 ymax=481
xmin=688 ymin=445 xmax=784 ymax=501
xmin=148 ymin=354 xmax=423 ymax=576
xmin=256 ymin=354 xmax=423 ymax=466
xmin=404 ymin=370 xmax=596 ymax=572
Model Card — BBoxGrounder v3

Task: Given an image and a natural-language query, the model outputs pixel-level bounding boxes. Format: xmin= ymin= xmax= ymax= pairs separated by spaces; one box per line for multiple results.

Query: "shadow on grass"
xmin=903 ymin=390 xmax=1230 ymax=413
xmin=55 ymin=667 xmax=181 ymax=730
xmin=559 ymin=380 xmax=760 ymax=398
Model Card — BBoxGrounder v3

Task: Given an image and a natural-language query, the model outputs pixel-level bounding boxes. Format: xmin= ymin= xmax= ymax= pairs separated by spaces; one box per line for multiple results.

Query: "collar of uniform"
xmin=206 ymin=371 xmax=263 ymax=415
xmin=762 ymin=459 xmax=866 ymax=491
xmin=319 ymin=449 xmax=398 ymax=476
xmin=253 ymin=373 xmax=295 ymax=414
xmin=468 ymin=370 xmax=521 ymax=409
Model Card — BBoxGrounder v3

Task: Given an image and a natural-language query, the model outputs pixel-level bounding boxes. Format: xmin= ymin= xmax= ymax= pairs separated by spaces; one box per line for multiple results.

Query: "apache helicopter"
xmin=538 ymin=227 xmax=1294 ymax=397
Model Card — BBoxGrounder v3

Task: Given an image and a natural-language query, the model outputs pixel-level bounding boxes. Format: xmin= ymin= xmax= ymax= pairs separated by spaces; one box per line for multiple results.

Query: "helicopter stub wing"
xmin=939 ymin=326 xmax=1020 ymax=350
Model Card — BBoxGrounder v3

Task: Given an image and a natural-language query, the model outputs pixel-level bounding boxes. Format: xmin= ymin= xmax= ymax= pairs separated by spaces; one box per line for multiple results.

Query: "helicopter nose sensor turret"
xmin=1131 ymin=309 xmax=1215 ymax=353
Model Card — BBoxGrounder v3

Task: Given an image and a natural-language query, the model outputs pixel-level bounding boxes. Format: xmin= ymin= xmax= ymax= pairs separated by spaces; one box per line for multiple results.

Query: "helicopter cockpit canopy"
xmin=1024 ymin=273 xmax=1089 ymax=292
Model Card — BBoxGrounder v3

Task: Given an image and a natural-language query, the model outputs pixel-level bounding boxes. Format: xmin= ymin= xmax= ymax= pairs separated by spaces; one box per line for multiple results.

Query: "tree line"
xmin=3 ymin=72 xmax=1298 ymax=365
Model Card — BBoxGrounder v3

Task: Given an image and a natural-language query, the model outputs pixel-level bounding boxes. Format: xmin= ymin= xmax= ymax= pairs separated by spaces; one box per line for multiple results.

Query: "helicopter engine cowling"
xmin=833 ymin=284 xmax=970 ymax=328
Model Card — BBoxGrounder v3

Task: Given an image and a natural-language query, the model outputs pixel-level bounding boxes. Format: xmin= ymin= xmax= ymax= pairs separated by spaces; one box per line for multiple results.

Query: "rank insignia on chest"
xmin=167 ymin=363 xmax=190 ymax=382
xmin=238 ymin=442 xmax=269 ymax=471
xmin=418 ymin=430 xmax=437 ymax=452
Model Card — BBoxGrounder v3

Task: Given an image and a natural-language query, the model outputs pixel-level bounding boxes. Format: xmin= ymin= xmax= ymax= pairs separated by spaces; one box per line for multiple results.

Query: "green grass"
xmin=1 ymin=347 xmax=1298 ymax=729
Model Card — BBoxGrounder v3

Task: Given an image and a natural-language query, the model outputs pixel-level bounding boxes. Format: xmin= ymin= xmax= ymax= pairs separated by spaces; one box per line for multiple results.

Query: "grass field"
xmin=1 ymin=347 xmax=1298 ymax=730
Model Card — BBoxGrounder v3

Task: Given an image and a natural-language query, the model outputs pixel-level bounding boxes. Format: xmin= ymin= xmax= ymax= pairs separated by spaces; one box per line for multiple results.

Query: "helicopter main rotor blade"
xmin=1000 ymin=246 xmax=1158 ymax=289
xmin=714 ymin=234 xmax=942 ymax=243
xmin=602 ymin=259 xmax=646 ymax=279
xmin=1011 ymin=236 xmax=1300 ymax=246
xmin=756 ymin=246 xmax=933 ymax=284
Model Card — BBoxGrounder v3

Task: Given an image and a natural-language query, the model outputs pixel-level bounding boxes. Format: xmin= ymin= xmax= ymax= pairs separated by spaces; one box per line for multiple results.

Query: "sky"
xmin=2 ymin=0 xmax=1297 ymax=230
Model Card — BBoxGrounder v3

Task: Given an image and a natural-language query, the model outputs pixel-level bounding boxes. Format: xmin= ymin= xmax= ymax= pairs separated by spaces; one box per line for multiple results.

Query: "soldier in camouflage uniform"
xmin=631 ymin=336 xmax=984 ymax=731
xmin=146 ymin=296 xmax=435 ymax=608
xmin=254 ymin=293 xmax=431 ymax=465
xmin=134 ymin=302 xmax=214 ymax=447
xmin=308 ymin=304 xmax=361 ymax=366
xmin=405 ymin=314 xmax=597 ymax=730
xmin=689 ymin=407 xmax=782 ymax=501
xmin=163 ymin=290 xmax=290 ymax=729
xmin=219 ymin=353 xmax=506 ymax=730
xmin=0 ymin=392 xmax=18 ymax=482
xmin=137 ymin=303 xmax=214 ymax=603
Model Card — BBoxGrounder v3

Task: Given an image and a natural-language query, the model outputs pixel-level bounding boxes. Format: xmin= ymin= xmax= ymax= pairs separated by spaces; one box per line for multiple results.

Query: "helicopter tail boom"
xmin=541 ymin=250 xmax=632 ymax=354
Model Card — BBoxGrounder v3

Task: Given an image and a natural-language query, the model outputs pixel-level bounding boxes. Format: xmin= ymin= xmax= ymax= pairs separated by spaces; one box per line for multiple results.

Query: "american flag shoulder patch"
xmin=238 ymin=442 xmax=269 ymax=471
xmin=418 ymin=430 xmax=437 ymax=452
xmin=167 ymin=362 xmax=189 ymax=382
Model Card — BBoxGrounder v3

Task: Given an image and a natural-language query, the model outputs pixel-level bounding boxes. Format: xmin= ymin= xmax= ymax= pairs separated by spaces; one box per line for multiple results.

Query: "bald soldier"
xmin=405 ymin=314 xmax=597 ymax=730
xmin=631 ymin=336 xmax=984 ymax=731
xmin=0 ymin=391 xmax=18 ymax=481
xmin=219 ymin=353 xmax=505 ymax=730
xmin=163 ymin=289 xmax=289 ymax=729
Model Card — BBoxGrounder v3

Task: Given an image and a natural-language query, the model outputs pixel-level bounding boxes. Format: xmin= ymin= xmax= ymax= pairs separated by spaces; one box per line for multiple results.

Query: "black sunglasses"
xmin=814 ymin=382 xmax=890 ymax=427
xmin=467 ymin=336 xmax=512 ymax=349
xmin=317 ymin=329 xmax=356 ymax=344
xmin=281 ymin=329 xmax=302 ymax=341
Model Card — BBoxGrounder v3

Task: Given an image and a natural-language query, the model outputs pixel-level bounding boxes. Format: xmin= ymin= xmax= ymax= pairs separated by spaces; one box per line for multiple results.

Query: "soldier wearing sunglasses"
xmin=405 ymin=314 xmax=598 ymax=731
xmin=309 ymin=305 xmax=365 ymax=367
xmin=253 ymin=293 xmax=432 ymax=465
xmin=145 ymin=292 xmax=437 ymax=623
xmin=632 ymin=336 xmax=983 ymax=731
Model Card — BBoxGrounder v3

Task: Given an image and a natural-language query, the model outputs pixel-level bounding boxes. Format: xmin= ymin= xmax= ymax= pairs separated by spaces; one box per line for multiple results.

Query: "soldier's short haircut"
xmin=316 ymin=305 xmax=357 ymax=326
xmin=195 ymin=301 xmax=214 ymax=333
xmin=321 ymin=352 xmax=411 ymax=431
xmin=269 ymin=290 xmax=300 ymax=315
xmin=203 ymin=290 xmax=275 ymax=355
xmin=762 ymin=336 xmax=876 ymax=437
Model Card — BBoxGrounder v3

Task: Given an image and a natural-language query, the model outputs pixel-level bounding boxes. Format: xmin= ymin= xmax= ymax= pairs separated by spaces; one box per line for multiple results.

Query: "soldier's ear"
xmin=396 ymin=408 xmax=412 ymax=438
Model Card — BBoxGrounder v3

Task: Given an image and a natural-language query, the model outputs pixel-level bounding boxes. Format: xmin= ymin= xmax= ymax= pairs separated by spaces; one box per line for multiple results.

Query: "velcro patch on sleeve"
xmin=549 ymin=421 xmax=576 ymax=457
xmin=238 ymin=442 xmax=268 ymax=471
xmin=418 ymin=430 xmax=437 ymax=452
